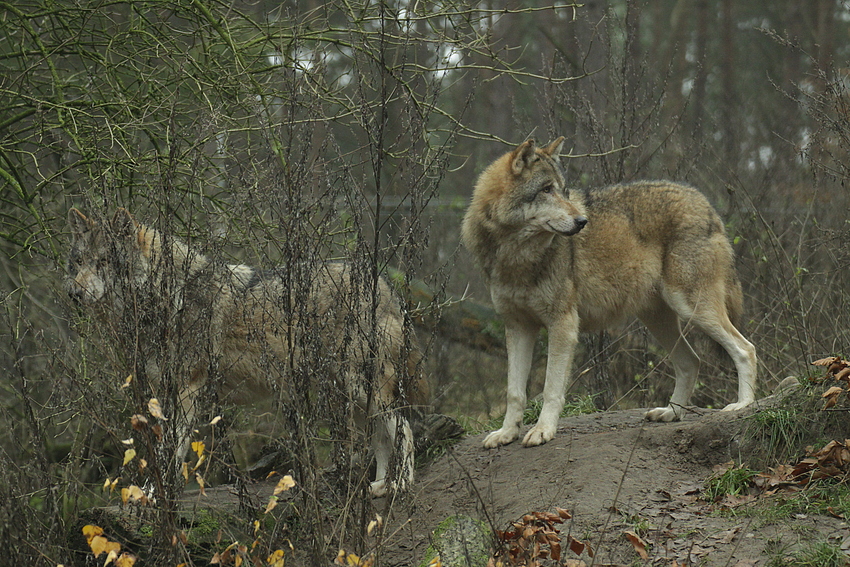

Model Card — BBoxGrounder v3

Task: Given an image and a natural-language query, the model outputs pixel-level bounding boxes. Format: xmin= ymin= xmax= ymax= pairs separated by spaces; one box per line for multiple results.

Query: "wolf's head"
xmin=66 ymin=208 xmax=152 ymax=308
xmin=464 ymin=137 xmax=587 ymax=246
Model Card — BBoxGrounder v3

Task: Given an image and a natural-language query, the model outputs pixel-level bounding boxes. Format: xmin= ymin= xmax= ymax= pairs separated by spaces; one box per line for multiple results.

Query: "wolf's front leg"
xmin=522 ymin=313 xmax=579 ymax=447
xmin=483 ymin=321 xmax=538 ymax=449
xmin=370 ymin=412 xmax=414 ymax=497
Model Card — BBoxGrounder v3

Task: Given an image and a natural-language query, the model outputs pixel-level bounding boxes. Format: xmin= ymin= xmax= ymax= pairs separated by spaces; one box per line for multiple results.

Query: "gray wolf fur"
xmin=66 ymin=207 xmax=427 ymax=496
xmin=461 ymin=138 xmax=757 ymax=449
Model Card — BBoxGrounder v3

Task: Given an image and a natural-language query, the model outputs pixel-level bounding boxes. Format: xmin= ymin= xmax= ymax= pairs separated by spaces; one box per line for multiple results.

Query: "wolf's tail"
xmin=725 ymin=270 xmax=745 ymax=330
xmin=403 ymin=341 xmax=431 ymax=409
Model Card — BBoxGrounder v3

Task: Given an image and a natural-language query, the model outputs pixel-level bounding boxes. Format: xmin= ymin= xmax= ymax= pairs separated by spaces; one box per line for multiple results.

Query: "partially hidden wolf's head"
xmin=463 ymin=137 xmax=587 ymax=243
xmin=66 ymin=208 xmax=158 ymax=309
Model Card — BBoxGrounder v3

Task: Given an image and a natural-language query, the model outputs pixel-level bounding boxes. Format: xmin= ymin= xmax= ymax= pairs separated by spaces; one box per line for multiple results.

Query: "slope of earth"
xmin=382 ymin=407 xmax=849 ymax=566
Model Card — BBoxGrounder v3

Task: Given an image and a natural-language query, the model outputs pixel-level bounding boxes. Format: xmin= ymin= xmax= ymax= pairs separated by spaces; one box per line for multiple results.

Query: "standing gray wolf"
xmin=66 ymin=207 xmax=427 ymax=496
xmin=461 ymin=138 xmax=757 ymax=449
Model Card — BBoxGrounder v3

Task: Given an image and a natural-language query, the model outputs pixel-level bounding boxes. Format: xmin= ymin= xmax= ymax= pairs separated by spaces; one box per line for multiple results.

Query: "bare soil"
xmin=379 ymin=407 xmax=849 ymax=566
xmin=87 ymin=404 xmax=848 ymax=566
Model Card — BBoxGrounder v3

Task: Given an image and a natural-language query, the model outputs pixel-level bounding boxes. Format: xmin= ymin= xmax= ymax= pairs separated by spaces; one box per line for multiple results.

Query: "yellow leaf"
xmin=367 ymin=514 xmax=382 ymax=536
xmin=82 ymin=524 xmax=104 ymax=543
xmin=235 ymin=555 xmax=243 ymax=567
xmin=253 ymin=520 xmax=261 ymax=536
xmin=122 ymin=375 xmax=133 ymax=388
xmin=182 ymin=462 xmax=189 ymax=482
xmin=148 ymin=398 xmax=167 ymax=420
xmin=120 ymin=438 xmax=134 ymax=446
xmin=267 ymin=549 xmax=285 ymax=567
xmin=210 ymin=415 xmax=222 ymax=426
xmin=122 ymin=448 xmax=137 ymax=466
xmin=120 ymin=485 xmax=147 ymax=505
xmin=104 ymin=548 xmax=119 ymax=566
xmin=139 ymin=459 xmax=147 ymax=471
xmin=191 ymin=441 xmax=205 ymax=459
xmin=192 ymin=454 xmax=206 ymax=472
xmin=196 ymin=473 xmax=206 ymax=496
xmin=264 ymin=496 xmax=278 ymax=514
xmin=273 ymin=475 xmax=296 ymax=495
xmin=115 ymin=552 xmax=137 ymax=567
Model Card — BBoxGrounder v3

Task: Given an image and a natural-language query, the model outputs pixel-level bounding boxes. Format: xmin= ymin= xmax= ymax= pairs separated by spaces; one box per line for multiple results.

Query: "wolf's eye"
xmin=540 ymin=184 xmax=554 ymax=195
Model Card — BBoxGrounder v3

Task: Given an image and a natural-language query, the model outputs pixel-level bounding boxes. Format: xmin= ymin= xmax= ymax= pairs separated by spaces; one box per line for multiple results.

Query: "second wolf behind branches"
xmin=67 ymin=208 xmax=428 ymax=497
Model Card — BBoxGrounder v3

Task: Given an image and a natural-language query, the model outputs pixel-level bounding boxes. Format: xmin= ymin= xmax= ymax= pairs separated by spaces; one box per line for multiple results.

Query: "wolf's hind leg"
xmin=662 ymin=288 xmax=757 ymax=415
xmin=641 ymin=300 xmax=701 ymax=422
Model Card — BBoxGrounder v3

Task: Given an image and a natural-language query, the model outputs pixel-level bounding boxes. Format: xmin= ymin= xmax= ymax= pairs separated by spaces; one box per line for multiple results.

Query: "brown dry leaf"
xmin=151 ymin=424 xmax=163 ymax=442
xmin=624 ymin=531 xmax=649 ymax=560
xmin=562 ymin=561 xmax=587 ymax=567
xmin=822 ymin=386 xmax=844 ymax=410
xmin=196 ymin=473 xmax=206 ymax=496
xmin=812 ymin=356 xmax=839 ymax=367
xmin=148 ymin=398 xmax=167 ymax=420
xmin=568 ymin=535 xmax=593 ymax=558
xmin=130 ymin=415 xmax=148 ymax=430
xmin=555 ymin=506 xmax=572 ymax=519
xmin=713 ymin=526 xmax=741 ymax=544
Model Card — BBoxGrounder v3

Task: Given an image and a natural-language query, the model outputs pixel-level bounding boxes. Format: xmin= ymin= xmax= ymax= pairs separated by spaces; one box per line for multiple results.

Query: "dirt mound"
xmin=384 ymin=407 xmax=848 ymax=566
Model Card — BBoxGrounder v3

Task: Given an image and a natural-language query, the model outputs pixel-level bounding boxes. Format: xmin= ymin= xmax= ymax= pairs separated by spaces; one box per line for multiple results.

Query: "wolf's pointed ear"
xmin=511 ymin=139 xmax=538 ymax=175
xmin=542 ymin=137 xmax=565 ymax=163
xmin=68 ymin=208 xmax=94 ymax=238
xmin=110 ymin=208 xmax=137 ymax=238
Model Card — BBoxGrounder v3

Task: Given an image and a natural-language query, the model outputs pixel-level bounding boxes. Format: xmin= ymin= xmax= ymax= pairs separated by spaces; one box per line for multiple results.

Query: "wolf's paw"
xmin=370 ymin=479 xmax=389 ymax=498
xmin=721 ymin=400 xmax=752 ymax=413
xmin=483 ymin=427 xmax=520 ymax=449
xmin=522 ymin=423 xmax=556 ymax=447
xmin=644 ymin=406 xmax=682 ymax=422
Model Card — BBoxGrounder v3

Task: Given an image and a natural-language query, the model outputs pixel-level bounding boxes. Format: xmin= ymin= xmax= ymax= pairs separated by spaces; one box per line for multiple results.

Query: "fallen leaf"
xmin=624 ymin=531 xmax=648 ymax=560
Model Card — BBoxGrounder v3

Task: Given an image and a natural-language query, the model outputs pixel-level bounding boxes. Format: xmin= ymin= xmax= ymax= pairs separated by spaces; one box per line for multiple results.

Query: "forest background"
xmin=2 ymin=0 xmax=850 ymax=564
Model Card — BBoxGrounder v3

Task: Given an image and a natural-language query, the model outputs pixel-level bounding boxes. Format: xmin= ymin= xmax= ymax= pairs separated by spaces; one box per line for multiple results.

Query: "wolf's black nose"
xmin=574 ymin=216 xmax=588 ymax=230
